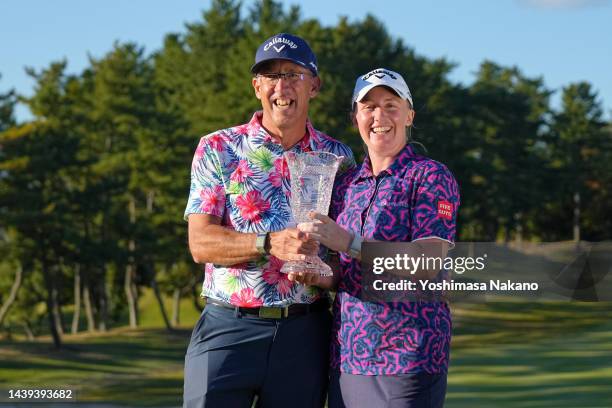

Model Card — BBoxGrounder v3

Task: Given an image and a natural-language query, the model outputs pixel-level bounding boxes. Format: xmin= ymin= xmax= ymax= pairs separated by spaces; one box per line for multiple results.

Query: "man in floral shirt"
xmin=182 ymin=33 xmax=354 ymax=408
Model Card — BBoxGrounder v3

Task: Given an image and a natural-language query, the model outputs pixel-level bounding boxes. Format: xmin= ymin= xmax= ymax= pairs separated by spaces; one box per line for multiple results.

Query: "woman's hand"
xmin=287 ymin=271 xmax=323 ymax=286
xmin=287 ymin=268 xmax=337 ymax=290
xmin=297 ymin=211 xmax=353 ymax=253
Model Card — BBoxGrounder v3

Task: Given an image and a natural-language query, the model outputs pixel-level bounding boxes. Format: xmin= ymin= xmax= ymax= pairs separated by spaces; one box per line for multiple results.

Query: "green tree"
xmin=0 ymin=120 xmax=77 ymax=348
xmin=0 ymin=61 xmax=95 ymax=346
xmin=85 ymin=42 xmax=159 ymax=328
xmin=466 ymin=61 xmax=552 ymax=241
xmin=154 ymin=0 xmax=244 ymax=136
xmin=0 ymin=76 xmax=16 ymax=131
xmin=545 ymin=82 xmax=610 ymax=241
xmin=0 ymin=83 xmax=22 ymax=332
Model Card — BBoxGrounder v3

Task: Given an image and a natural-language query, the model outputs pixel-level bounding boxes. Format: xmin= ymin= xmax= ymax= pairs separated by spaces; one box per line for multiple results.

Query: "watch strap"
xmin=348 ymin=234 xmax=363 ymax=259
xmin=255 ymin=232 xmax=269 ymax=255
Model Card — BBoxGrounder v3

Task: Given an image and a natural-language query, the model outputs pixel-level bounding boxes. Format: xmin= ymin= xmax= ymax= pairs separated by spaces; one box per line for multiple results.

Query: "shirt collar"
xmin=247 ymin=111 xmax=316 ymax=152
xmin=356 ymin=143 xmax=420 ymax=180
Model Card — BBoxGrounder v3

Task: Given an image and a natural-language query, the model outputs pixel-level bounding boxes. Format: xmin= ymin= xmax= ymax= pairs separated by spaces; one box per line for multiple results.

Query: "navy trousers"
xmin=183 ymin=303 xmax=332 ymax=408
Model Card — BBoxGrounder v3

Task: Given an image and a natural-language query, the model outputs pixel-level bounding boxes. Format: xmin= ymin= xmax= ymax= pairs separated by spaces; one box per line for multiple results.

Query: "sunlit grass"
xmin=447 ymin=302 xmax=612 ymax=407
xmin=1 ymin=295 xmax=611 ymax=407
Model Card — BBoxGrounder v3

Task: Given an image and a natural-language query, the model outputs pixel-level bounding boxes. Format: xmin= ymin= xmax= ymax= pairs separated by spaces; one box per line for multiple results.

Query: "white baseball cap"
xmin=351 ymin=68 xmax=413 ymax=107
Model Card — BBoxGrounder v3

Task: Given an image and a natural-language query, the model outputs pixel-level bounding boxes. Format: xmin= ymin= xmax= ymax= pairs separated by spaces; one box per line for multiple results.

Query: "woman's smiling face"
xmin=354 ymin=86 xmax=415 ymax=158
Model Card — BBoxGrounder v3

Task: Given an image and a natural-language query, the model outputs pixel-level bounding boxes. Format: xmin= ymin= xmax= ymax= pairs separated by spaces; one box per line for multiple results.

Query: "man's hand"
xmin=268 ymin=227 xmax=319 ymax=261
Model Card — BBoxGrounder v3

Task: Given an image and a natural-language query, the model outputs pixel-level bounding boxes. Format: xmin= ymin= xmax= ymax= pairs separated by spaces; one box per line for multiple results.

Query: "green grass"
xmin=0 ymin=327 xmax=189 ymax=406
xmin=447 ymin=302 xmax=612 ymax=407
xmin=0 ymin=289 xmax=202 ymax=406
xmin=1 ymin=297 xmax=611 ymax=407
xmin=136 ymin=287 xmax=203 ymax=329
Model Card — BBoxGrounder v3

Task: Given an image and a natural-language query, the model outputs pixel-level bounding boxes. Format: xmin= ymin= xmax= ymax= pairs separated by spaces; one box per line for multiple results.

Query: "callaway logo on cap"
xmin=251 ymin=33 xmax=318 ymax=76
xmin=352 ymin=68 xmax=413 ymax=107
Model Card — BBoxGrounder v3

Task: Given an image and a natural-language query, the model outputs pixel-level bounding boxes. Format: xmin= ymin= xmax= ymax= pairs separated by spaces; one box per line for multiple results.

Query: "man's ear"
xmin=252 ymin=77 xmax=262 ymax=100
xmin=309 ymin=76 xmax=321 ymax=98
xmin=406 ymin=108 xmax=415 ymax=127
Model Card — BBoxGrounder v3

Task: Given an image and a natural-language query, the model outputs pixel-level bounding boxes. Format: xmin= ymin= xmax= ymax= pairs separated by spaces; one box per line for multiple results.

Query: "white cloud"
xmin=518 ymin=0 xmax=609 ymax=9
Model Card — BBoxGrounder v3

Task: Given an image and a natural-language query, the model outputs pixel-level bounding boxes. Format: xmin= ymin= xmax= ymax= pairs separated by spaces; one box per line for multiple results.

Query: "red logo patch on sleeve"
xmin=437 ymin=200 xmax=453 ymax=220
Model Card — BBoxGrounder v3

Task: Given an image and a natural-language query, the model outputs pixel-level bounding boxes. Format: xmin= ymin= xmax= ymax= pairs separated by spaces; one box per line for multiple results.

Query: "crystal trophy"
xmin=281 ymin=151 xmax=344 ymax=276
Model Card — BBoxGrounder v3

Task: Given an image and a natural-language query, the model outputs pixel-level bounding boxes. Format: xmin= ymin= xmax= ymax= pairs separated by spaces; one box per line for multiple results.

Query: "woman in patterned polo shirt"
xmin=296 ymin=68 xmax=460 ymax=407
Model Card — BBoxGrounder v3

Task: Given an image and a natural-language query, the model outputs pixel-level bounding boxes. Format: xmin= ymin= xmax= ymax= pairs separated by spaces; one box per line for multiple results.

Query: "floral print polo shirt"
xmin=185 ymin=111 xmax=354 ymax=307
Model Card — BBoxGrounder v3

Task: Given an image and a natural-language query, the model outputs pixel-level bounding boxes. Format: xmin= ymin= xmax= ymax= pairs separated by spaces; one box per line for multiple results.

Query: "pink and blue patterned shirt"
xmin=330 ymin=143 xmax=460 ymax=375
xmin=184 ymin=111 xmax=354 ymax=307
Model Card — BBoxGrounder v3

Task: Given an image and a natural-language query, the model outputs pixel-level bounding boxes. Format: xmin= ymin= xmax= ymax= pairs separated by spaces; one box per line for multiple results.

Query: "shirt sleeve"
xmin=410 ymin=163 xmax=460 ymax=244
xmin=184 ymin=136 xmax=226 ymax=221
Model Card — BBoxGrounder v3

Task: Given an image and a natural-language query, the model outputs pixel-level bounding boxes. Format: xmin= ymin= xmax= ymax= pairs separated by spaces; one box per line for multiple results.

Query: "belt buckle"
xmin=258 ymin=306 xmax=287 ymax=319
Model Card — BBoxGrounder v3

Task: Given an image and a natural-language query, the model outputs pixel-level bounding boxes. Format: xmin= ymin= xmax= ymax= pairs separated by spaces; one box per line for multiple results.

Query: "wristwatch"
xmin=255 ymin=232 xmax=269 ymax=255
xmin=348 ymin=233 xmax=363 ymax=259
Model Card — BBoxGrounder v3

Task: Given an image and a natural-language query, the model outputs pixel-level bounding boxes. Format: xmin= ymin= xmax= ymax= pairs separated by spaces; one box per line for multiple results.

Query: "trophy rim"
xmin=283 ymin=150 xmax=344 ymax=162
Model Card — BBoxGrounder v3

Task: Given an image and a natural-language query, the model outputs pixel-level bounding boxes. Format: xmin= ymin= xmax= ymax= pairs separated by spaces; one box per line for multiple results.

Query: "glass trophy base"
xmin=280 ymin=256 xmax=333 ymax=277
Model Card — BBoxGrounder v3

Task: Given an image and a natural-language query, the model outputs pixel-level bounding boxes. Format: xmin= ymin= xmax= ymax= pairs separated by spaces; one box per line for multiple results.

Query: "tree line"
xmin=1 ymin=0 xmax=610 ymax=348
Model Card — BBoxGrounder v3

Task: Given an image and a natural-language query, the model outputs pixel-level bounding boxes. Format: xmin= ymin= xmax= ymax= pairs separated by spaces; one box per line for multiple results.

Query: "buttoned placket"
xmin=360 ymin=173 xmax=389 ymax=236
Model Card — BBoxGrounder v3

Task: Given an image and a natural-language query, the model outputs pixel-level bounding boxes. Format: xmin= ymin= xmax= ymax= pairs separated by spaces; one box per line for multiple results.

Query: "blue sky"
xmin=1 ymin=0 xmax=611 ymax=121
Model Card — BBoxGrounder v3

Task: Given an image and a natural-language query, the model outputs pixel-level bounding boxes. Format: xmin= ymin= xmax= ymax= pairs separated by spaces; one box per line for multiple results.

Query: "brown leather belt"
xmin=205 ymin=297 xmax=329 ymax=319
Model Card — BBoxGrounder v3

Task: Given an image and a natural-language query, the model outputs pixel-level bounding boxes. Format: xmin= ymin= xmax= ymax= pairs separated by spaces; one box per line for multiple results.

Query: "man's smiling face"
xmin=252 ymin=60 xmax=320 ymax=139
